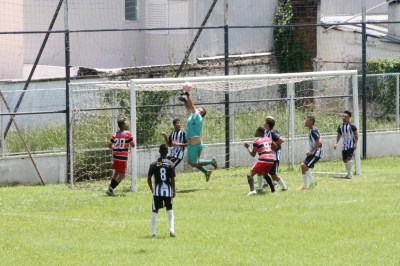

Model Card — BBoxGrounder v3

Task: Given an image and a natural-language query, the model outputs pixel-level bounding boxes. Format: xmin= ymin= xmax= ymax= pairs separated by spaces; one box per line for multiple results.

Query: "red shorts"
xmin=251 ymin=161 xmax=274 ymax=175
xmin=111 ymin=160 xmax=128 ymax=173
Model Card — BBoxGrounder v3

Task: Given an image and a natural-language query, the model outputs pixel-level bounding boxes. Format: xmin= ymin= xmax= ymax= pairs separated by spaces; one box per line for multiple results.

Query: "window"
xmin=146 ymin=0 xmax=188 ymax=34
xmin=125 ymin=0 xmax=138 ymax=21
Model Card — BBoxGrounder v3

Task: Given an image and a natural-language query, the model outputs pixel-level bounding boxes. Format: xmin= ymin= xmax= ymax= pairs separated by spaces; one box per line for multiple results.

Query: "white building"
xmin=0 ymin=0 xmax=277 ymax=80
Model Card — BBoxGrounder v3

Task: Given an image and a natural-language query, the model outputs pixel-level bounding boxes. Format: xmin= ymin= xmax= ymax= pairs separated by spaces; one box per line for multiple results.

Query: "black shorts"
xmin=303 ymin=155 xmax=321 ymax=169
xmin=152 ymin=196 xmax=173 ymax=211
xmin=342 ymin=149 xmax=354 ymax=160
xmin=167 ymin=156 xmax=183 ymax=167
xmin=268 ymin=161 xmax=279 ymax=175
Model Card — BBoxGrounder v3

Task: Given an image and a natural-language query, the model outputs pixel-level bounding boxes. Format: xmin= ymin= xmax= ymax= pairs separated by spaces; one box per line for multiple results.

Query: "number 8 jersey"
xmin=109 ymin=131 xmax=135 ymax=161
xmin=148 ymin=158 xmax=176 ymax=197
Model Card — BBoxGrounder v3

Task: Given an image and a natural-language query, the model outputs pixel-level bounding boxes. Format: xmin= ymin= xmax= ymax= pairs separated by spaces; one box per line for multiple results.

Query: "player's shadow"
xmin=102 ymin=193 xmax=127 ymax=197
xmin=176 ymin=188 xmax=208 ymax=194
xmin=331 ymin=175 xmax=350 ymax=179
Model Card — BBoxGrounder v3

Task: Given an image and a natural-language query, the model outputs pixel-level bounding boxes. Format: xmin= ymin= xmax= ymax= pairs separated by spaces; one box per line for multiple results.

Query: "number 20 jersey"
xmin=109 ymin=131 xmax=134 ymax=161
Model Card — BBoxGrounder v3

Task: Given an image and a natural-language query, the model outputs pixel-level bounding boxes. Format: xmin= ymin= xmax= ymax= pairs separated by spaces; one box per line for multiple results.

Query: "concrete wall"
xmin=0 ymin=153 xmax=66 ymax=185
xmin=2 ymin=130 xmax=399 ymax=185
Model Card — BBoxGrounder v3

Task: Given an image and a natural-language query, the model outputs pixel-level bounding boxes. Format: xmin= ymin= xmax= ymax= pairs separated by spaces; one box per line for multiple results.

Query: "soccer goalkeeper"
xmin=178 ymin=85 xmax=217 ymax=182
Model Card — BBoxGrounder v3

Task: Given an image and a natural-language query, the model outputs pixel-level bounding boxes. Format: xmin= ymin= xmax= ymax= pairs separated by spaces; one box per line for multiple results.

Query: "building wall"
xmin=321 ymin=0 xmax=387 ymax=15
xmin=0 ymin=0 xmax=24 ymax=79
xmin=1 ymin=0 xmax=278 ymax=80
xmin=195 ymin=0 xmax=277 ymax=58
xmin=292 ymin=0 xmax=320 ymax=72
xmin=317 ymin=29 xmax=400 ymax=71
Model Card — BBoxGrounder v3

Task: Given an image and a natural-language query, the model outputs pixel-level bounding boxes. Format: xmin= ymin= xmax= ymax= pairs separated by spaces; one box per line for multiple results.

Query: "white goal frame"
xmin=69 ymin=70 xmax=360 ymax=192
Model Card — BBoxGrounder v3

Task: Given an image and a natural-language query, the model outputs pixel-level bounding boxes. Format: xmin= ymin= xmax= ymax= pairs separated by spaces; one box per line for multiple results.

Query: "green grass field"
xmin=1 ymin=157 xmax=400 ymax=265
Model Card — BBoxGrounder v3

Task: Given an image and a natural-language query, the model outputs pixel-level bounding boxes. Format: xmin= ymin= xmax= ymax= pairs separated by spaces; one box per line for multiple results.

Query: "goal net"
xmin=69 ymin=70 xmax=360 ymax=191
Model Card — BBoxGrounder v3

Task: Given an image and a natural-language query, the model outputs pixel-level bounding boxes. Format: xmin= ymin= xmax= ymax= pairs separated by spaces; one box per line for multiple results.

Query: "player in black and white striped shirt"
xmin=161 ymin=119 xmax=187 ymax=167
xmin=334 ymin=110 xmax=359 ymax=179
xmin=300 ymin=116 xmax=323 ymax=190
xmin=147 ymin=144 xmax=176 ymax=238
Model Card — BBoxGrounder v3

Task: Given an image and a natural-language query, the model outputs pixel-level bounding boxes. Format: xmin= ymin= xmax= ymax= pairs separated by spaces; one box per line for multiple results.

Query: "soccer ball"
xmin=183 ymin=82 xmax=192 ymax=92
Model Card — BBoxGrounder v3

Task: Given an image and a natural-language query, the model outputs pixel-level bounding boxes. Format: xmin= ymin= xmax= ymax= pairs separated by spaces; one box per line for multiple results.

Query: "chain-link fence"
xmin=0 ymin=0 xmax=399 ymax=184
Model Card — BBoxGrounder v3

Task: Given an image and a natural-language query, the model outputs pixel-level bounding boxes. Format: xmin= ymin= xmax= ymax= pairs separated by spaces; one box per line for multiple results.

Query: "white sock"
xmin=167 ymin=210 xmax=174 ymax=233
xmin=151 ymin=212 xmax=157 ymax=235
xmin=306 ymin=170 xmax=315 ymax=183
xmin=277 ymin=178 xmax=287 ymax=190
xmin=257 ymin=175 xmax=263 ymax=190
xmin=302 ymin=174 xmax=308 ymax=188
xmin=347 ymin=161 xmax=353 ymax=175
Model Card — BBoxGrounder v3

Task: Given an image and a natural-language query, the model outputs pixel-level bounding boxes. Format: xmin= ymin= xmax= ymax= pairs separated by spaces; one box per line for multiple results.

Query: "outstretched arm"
xmin=161 ymin=132 xmax=172 ymax=147
xmin=244 ymin=142 xmax=257 ymax=157
xmin=184 ymin=93 xmax=197 ymax=114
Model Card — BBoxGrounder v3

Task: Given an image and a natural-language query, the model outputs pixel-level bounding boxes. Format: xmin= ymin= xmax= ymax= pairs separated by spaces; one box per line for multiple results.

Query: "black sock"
xmin=110 ymin=179 xmax=119 ymax=189
xmin=247 ymin=175 xmax=255 ymax=191
xmin=264 ymin=174 xmax=275 ymax=192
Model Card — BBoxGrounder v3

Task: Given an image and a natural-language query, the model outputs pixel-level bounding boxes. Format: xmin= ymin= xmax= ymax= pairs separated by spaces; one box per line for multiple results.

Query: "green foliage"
xmin=72 ymin=116 xmax=112 ymax=181
xmin=103 ymin=89 xmax=174 ymax=145
xmin=273 ymin=0 xmax=311 ymax=100
xmin=272 ymin=0 xmax=310 ymax=74
xmin=5 ymin=125 xmax=65 ymax=153
xmin=367 ymin=58 xmax=400 ymax=117
xmin=1 ymin=157 xmax=400 ymax=265
xmin=136 ymin=90 xmax=175 ymax=145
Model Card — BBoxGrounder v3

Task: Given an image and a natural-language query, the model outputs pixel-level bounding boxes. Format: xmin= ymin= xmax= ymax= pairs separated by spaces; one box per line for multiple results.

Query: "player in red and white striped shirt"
xmin=244 ymin=127 xmax=275 ymax=196
xmin=106 ymin=119 xmax=135 ymax=196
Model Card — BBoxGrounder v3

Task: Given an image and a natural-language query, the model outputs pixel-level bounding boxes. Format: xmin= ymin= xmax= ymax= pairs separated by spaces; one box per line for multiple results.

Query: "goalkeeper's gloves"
xmin=178 ymin=96 xmax=187 ymax=103
xmin=180 ymin=91 xmax=189 ymax=96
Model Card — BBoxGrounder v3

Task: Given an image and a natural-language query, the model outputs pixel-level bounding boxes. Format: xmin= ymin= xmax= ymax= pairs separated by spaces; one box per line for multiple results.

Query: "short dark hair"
xmin=117 ymin=119 xmax=126 ymax=130
xmin=265 ymin=116 xmax=275 ymax=129
xmin=344 ymin=110 xmax=352 ymax=117
xmin=159 ymin=144 xmax=168 ymax=155
xmin=172 ymin=118 xmax=180 ymax=125
xmin=257 ymin=126 xmax=265 ymax=136
xmin=199 ymin=107 xmax=207 ymax=117
xmin=307 ymin=116 xmax=315 ymax=125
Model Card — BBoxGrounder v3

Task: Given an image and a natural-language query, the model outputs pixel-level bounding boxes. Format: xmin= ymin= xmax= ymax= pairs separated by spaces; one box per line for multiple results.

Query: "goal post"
xmin=285 ymin=71 xmax=360 ymax=175
xmin=69 ymin=70 xmax=360 ymax=191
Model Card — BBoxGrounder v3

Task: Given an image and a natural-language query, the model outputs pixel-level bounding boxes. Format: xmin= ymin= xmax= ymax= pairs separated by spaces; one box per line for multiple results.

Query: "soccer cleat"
xmin=346 ymin=173 xmax=353 ymax=179
xmin=211 ymin=157 xmax=218 ymax=169
xmin=281 ymin=188 xmax=288 ymax=192
xmin=178 ymin=96 xmax=187 ymax=103
xmin=256 ymin=188 xmax=263 ymax=192
xmin=106 ymin=187 xmax=114 ymax=196
xmin=298 ymin=187 xmax=308 ymax=191
xmin=309 ymin=182 xmax=317 ymax=189
xmin=263 ymin=183 xmax=269 ymax=188
xmin=170 ymin=232 xmax=176 ymax=237
xmin=151 ymin=234 xmax=156 ymax=238
xmin=246 ymin=190 xmax=257 ymax=196
xmin=205 ymin=170 xmax=212 ymax=182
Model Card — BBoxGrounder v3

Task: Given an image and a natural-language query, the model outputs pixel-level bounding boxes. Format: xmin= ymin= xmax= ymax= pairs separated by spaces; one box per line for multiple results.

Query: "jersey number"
xmin=263 ymin=142 xmax=271 ymax=150
xmin=114 ymin=138 xmax=126 ymax=149
xmin=159 ymin=168 xmax=167 ymax=181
